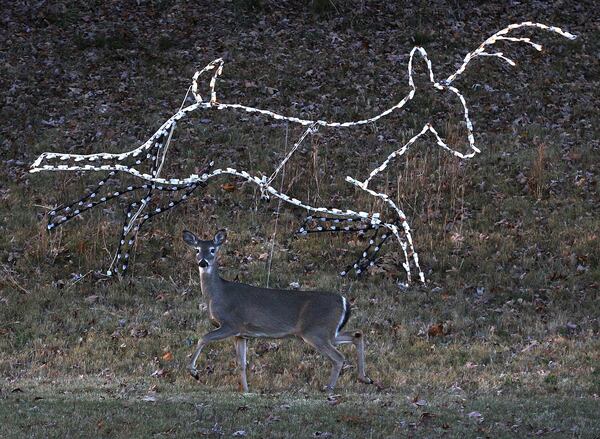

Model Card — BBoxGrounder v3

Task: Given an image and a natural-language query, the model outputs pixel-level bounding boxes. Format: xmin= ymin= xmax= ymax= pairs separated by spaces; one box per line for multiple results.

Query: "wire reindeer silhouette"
xmin=30 ymin=22 xmax=575 ymax=282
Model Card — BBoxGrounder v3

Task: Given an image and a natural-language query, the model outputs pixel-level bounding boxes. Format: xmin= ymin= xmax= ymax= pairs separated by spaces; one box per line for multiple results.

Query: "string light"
xmin=30 ymin=22 xmax=575 ymax=282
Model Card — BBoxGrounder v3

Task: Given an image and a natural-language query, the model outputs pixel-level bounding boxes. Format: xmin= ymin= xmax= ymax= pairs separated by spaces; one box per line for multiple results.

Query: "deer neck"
xmin=198 ymin=264 xmax=224 ymax=299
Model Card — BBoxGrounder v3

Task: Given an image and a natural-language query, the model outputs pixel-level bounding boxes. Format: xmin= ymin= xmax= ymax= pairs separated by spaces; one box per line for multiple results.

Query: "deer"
xmin=182 ymin=229 xmax=373 ymax=393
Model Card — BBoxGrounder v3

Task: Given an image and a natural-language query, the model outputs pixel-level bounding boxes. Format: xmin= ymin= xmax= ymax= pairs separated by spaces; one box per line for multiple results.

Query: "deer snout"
xmin=198 ymin=259 xmax=209 ymax=268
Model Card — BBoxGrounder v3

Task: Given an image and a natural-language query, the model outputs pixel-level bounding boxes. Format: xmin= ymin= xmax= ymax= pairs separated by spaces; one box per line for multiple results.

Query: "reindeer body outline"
xmin=30 ymin=22 xmax=575 ymax=282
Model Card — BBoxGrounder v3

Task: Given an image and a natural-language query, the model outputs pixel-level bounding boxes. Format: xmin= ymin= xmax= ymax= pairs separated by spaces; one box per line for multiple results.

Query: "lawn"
xmin=1 ymin=1 xmax=599 ymax=437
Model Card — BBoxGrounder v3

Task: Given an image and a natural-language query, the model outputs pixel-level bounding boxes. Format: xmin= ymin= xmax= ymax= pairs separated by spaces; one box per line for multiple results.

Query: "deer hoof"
xmin=188 ymin=367 xmax=200 ymax=380
xmin=359 ymin=376 xmax=373 ymax=385
xmin=322 ymin=385 xmax=335 ymax=394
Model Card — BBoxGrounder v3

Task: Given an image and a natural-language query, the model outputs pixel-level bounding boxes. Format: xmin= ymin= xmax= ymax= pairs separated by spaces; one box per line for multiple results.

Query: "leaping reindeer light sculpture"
xmin=30 ymin=22 xmax=576 ymax=282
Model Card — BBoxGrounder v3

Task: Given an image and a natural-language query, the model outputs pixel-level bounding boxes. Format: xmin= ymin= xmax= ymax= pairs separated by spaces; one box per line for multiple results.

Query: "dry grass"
xmin=1 ymin=0 xmax=599 ymax=437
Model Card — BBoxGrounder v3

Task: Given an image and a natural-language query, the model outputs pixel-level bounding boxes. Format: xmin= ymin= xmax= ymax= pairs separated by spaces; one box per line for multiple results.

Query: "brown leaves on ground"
xmin=427 ymin=323 xmax=444 ymax=337
xmin=129 ymin=327 xmax=148 ymax=338
xmin=151 ymin=368 xmax=168 ymax=378
xmin=255 ymin=341 xmax=279 ymax=356
xmin=221 ymin=182 xmax=236 ymax=192
xmin=84 ymin=294 xmax=99 ymax=304
xmin=1 ymin=2 xmax=598 ymax=437
xmin=427 ymin=321 xmax=452 ymax=337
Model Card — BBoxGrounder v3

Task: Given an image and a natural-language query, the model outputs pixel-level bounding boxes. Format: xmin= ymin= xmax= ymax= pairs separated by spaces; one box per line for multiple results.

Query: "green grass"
xmin=1 ymin=380 xmax=598 ymax=438
xmin=1 ymin=274 xmax=599 ymax=436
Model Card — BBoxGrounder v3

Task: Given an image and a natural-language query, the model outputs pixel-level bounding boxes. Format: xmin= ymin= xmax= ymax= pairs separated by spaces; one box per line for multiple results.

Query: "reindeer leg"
xmin=336 ymin=331 xmax=372 ymax=384
xmin=234 ymin=336 xmax=249 ymax=392
xmin=189 ymin=326 xmax=237 ymax=380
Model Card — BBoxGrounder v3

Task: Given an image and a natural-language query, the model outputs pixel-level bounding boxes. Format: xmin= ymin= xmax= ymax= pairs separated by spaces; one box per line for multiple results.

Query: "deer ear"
xmin=182 ymin=230 xmax=199 ymax=247
xmin=214 ymin=230 xmax=227 ymax=246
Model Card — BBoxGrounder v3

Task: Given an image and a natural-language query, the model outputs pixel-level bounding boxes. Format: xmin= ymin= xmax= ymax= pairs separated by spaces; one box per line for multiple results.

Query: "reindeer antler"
xmin=445 ymin=22 xmax=576 ymax=85
xmin=192 ymin=58 xmax=225 ymax=104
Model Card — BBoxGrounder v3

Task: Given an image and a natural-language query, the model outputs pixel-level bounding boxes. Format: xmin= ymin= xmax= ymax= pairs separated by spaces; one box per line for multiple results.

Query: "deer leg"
xmin=323 ymin=343 xmax=346 ymax=392
xmin=234 ymin=336 xmax=249 ymax=393
xmin=189 ymin=326 xmax=237 ymax=380
xmin=336 ymin=331 xmax=372 ymax=384
xmin=303 ymin=336 xmax=345 ymax=392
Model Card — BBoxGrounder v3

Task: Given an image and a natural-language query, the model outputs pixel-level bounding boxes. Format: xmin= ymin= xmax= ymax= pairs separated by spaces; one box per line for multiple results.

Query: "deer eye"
xmin=210 ymin=248 xmax=215 ymax=254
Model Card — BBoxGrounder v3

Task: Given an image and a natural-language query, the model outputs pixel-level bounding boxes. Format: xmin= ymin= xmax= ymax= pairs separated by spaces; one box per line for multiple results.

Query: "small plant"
xmin=528 ymin=141 xmax=547 ymax=199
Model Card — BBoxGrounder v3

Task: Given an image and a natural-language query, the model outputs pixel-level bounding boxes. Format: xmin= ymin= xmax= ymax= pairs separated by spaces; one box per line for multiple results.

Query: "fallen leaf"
xmin=221 ymin=182 xmax=236 ymax=192
xmin=427 ymin=323 xmax=444 ymax=337
xmin=142 ymin=394 xmax=157 ymax=402
xmin=84 ymin=295 xmax=99 ymax=304
xmin=255 ymin=341 xmax=278 ymax=356
xmin=372 ymin=380 xmax=386 ymax=390
xmin=413 ymin=398 xmax=428 ymax=407
xmin=161 ymin=351 xmax=174 ymax=362
xmin=521 ymin=340 xmax=539 ymax=352
xmin=151 ymin=368 xmax=168 ymax=378
xmin=130 ymin=327 xmax=148 ymax=338
xmin=467 ymin=411 xmax=483 ymax=422
xmin=265 ymin=414 xmax=280 ymax=424
xmin=563 ymin=151 xmax=582 ymax=162
xmin=419 ymin=412 xmax=435 ymax=423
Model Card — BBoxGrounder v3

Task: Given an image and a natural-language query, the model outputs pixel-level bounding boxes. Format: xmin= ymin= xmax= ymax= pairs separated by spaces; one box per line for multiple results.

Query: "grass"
xmin=1 ymin=272 xmax=599 ymax=437
xmin=2 ymin=381 xmax=599 ymax=438
xmin=2 ymin=0 xmax=599 ymax=437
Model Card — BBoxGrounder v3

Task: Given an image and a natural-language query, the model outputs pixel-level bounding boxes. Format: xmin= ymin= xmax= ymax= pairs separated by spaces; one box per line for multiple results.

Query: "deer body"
xmin=184 ymin=230 xmax=371 ymax=392
xmin=203 ymin=278 xmax=347 ymax=339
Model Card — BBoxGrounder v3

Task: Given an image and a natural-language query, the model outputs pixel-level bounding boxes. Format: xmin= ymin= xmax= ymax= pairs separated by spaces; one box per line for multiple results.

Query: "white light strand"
xmin=30 ymin=22 xmax=575 ymax=283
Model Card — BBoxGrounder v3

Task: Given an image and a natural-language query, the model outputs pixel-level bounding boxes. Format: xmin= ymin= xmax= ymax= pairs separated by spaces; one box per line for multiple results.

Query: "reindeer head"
xmin=192 ymin=58 xmax=224 ymax=105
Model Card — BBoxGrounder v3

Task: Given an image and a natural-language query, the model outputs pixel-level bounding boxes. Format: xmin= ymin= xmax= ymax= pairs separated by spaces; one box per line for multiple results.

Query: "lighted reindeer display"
xmin=30 ymin=22 xmax=575 ymax=282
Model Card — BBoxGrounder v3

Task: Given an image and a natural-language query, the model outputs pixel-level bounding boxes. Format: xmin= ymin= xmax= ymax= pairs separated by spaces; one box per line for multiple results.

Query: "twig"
xmin=1 ymin=264 xmax=31 ymax=295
